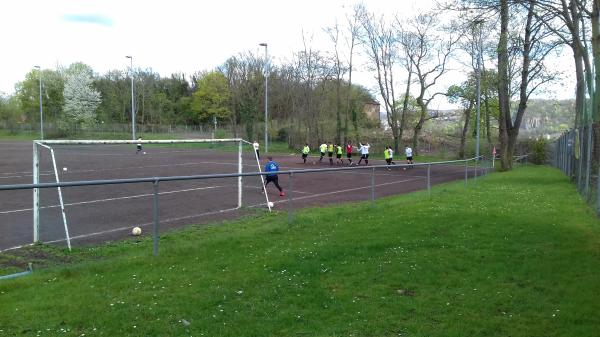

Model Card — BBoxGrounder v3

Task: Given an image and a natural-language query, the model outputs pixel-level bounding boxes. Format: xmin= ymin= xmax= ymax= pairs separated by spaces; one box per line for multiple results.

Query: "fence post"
xmin=474 ymin=157 xmax=478 ymax=183
xmin=371 ymin=167 xmax=375 ymax=207
xmin=288 ymin=172 xmax=294 ymax=225
xmin=32 ymin=142 xmax=39 ymax=243
xmin=238 ymin=140 xmax=243 ymax=208
xmin=427 ymin=163 xmax=431 ymax=197
xmin=152 ymin=179 xmax=160 ymax=256
xmin=464 ymin=160 xmax=468 ymax=187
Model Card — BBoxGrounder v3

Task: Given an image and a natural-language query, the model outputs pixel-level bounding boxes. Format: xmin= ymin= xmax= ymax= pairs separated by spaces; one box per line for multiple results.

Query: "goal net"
xmin=30 ymin=138 xmax=268 ymax=249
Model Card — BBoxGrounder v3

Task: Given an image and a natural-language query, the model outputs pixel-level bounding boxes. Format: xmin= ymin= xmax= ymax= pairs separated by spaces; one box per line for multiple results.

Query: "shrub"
xmin=530 ymin=138 xmax=547 ymax=164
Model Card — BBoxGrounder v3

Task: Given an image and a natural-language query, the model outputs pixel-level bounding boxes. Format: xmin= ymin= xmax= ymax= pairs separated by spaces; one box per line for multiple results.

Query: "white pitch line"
xmin=252 ymin=177 xmax=424 ymax=207
xmin=0 ymin=160 xmax=260 ymax=179
xmin=42 ymin=207 xmax=241 ymax=245
xmin=0 ymin=176 xmax=426 ymax=249
xmin=0 ymin=185 xmax=234 ymax=215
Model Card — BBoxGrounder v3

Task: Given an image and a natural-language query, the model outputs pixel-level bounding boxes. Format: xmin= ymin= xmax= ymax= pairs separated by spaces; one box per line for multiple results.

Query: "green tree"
xmin=191 ymin=71 xmax=231 ymax=124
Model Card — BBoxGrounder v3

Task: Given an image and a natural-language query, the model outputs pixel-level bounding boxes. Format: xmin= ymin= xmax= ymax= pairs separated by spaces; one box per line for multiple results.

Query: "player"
xmin=319 ymin=142 xmax=327 ymax=163
xmin=264 ymin=156 xmax=285 ymax=196
xmin=136 ymin=137 xmax=143 ymax=154
xmin=346 ymin=140 xmax=354 ymax=166
xmin=388 ymin=146 xmax=396 ymax=165
xmin=301 ymin=143 xmax=310 ymax=164
xmin=327 ymin=142 xmax=335 ymax=166
xmin=356 ymin=142 xmax=370 ymax=166
xmin=253 ymin=141 xmax=260 ymax=160
xmin=405 ymin=144 xmax=413 ymax=169
xmin=384 ymin=146 xmax=395 ymax=170
xmin=384 ymin=146 xmax=391 ymax=170
xmin=336 ymin=143 xmax=343 ymax=165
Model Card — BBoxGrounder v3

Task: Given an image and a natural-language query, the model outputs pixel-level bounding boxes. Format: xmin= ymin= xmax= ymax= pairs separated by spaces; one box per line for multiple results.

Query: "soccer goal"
xmin=32 ymin=138 xmax=268 ymax=248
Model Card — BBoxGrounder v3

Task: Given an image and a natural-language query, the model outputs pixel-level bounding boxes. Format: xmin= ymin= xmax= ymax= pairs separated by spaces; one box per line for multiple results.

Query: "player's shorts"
xmin=265 ymin=175 xmax=279 ymax=184
xmin=328 ymin=152 xmax=333 ymax=157
xmin=361 ymin=154 xmax=369 ymax=159
xmin=320 ymin=152 xmax=325 ymax=157
xmin=346 ymin=153 xmax=352 ymax=158
xmin=302 ymin=153 xmax=308 ymax=159
xmin=386 ymin=158 xmax=392 ymax=164
xmin=336 ymin=154 xmax=342 ymax=159
xmin=137 ymin=145 xmax=142 ymax=150
xmin=407 ymin=156 xmax=413 ymax=161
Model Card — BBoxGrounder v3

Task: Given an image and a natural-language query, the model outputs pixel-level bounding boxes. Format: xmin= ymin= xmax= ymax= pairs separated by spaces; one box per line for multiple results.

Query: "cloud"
xmin=62 ymin=14 xmax=113 ymax=27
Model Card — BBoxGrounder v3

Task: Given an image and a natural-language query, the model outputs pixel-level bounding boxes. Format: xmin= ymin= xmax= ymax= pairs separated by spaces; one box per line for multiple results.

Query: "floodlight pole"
xmin=34 ymin=66 xmax=43 ymax=140
xmin=126 ymin=56 xmax=136 ymax=140
xmin=260 ymin=43 xmax=269 ymax=153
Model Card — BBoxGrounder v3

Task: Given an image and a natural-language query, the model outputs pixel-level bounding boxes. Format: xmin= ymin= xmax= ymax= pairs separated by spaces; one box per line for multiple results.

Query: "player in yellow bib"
xmin=327 ymin=143 xmax=334 ymax=166
xmin=336 ymin=144 xmax=343 ymax=165
xmin=384 ymin=146 xmax=395 ymax=170
xmin=301 ymin=143 xmax=310 ymax=164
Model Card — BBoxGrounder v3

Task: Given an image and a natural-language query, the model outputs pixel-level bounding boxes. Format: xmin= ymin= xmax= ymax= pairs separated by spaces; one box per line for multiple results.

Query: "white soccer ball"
xmin=143 ymin=152 xmax=147 ymax=155
xmin=268 ymin=202 xmax=274 ymax=208
xmin=62 ymin=167 xmax=68 ymax=172
xmin=131 ymin=226 xmax=142 ymax=236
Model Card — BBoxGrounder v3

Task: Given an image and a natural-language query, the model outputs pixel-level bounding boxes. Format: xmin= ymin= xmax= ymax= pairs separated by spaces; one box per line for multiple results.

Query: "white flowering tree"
xmin=62 ymin=63 xmax=101 ymax=130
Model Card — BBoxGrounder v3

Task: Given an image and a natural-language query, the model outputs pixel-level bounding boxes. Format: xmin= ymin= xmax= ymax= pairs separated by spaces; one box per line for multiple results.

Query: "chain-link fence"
xmin=550 ymin=121 xmax=599 ymax=214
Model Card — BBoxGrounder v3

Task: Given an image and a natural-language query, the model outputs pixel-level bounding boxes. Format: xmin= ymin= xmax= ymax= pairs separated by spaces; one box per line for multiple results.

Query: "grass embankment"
xmin=1 ymin=167 xmax=599 ymax=336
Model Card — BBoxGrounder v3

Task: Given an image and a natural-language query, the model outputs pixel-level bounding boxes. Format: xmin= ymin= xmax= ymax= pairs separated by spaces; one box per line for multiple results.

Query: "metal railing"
xmin=0 ymin=157 xmax=485 ymax=256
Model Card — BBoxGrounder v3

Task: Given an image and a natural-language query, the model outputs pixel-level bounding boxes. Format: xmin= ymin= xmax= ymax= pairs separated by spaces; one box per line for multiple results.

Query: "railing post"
xmin=371 ymin=167 xmax=375 ymax=206
xmin=152 ymin=179 xmax=160 ymax=256
xmin=427 ymin=163 xmax=431 ymax=197
xmin=32 ymin=142 xmax=39 ymax=244
xmin=464 ymin=160 xmax=468 ymax=187
xmin=238 ymin=140 xmax=243 ymax=208
xmin=288 ymin=172 xmax=294 ymax=225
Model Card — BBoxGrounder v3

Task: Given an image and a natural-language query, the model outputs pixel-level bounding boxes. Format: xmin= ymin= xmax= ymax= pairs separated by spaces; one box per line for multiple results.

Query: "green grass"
xmin=1 ymin=167 xmax=599 ymax=336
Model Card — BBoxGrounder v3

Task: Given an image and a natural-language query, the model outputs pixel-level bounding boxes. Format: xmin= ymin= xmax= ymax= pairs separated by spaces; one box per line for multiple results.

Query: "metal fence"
xmin=0 ymin=157 xmax=487 ymax=256
xmin=550 ymin=123 xmax=599 ymax=214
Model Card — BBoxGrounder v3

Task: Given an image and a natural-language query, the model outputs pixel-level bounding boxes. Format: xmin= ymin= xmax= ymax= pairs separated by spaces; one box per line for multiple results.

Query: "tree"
xmin=62 ymin=63 xmax=102 ymax=131
xmin=400 ymin=12 xmax=459 ymax=155
xmin=191 ymin=71 xmax=231 ymax=124
xmin=360 ymin=9 xmax=406 ymax=153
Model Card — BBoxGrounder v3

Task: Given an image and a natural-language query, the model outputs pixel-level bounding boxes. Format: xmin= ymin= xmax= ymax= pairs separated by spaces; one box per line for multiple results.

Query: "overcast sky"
xmin=0 ymin=0 xmax=575 ymax=109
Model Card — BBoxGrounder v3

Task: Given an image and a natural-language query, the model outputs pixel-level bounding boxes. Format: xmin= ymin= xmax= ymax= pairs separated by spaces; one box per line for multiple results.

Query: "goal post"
xmin=32 ymin=138 xmax=263 ymax=246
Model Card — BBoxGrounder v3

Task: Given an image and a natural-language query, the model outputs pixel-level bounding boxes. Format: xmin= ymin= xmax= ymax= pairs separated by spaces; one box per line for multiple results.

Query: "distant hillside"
xmin=519 ymin=99 xmax=575 ymax=138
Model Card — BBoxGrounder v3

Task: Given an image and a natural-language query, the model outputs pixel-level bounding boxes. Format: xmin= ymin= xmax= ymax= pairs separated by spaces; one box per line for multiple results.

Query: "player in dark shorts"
xmin=336 ymin=144 xmax=343 ymax=165
xmin=328 ymin=142 xmax=334 ymax=166
xmin=319 ymin=143 xmax=327 ymax=163
xmin=136 ymin=137 xmax=143 ymax=154
xmin=264 ymin=156 xmax=285 ymax=196
xmin=346 ymin=141 xmax=353 ymax=166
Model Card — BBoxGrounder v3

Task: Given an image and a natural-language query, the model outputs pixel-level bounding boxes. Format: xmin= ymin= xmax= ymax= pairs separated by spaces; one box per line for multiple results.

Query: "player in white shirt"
xmin=405 ymin=145 xmax=413 ymax=168
xmin=356 ymin=142 xmax=370 ymax=166
xmin=253 ymin=141 xmax=260 ymax=160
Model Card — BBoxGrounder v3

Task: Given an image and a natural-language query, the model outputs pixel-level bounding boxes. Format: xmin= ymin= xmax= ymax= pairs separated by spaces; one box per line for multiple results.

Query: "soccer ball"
xmin=62 ymin=167 xmax=68 ymax=172
xmin=268 ymin=202 xmax=274 ymax=208
xmin=143 ymin=152 xmax=147 ymax=155
xmin=131 ymin=226 xmax=142 ymax=236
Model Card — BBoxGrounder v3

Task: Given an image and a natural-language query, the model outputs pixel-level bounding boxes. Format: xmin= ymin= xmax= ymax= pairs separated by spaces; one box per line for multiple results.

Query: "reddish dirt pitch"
xmin=0 ymin=140 xmax=480 ymax=251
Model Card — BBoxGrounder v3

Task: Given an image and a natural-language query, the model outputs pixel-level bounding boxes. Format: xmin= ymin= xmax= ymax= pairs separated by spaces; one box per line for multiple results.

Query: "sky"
xmin=0 ymin=0 xmax=576 ymax=109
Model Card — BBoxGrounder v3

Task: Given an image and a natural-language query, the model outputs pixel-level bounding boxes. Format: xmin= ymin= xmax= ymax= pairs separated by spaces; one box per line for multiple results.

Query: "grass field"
xmin=1 ymin=167 xmax=598 ymax=336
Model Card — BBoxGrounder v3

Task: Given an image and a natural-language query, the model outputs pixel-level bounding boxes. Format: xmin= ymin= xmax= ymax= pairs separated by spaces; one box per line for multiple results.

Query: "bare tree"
xmin=400 ymin=13 xmax=459 ymax=155
xmin=360 ymin=10 xmax=405 ymax=152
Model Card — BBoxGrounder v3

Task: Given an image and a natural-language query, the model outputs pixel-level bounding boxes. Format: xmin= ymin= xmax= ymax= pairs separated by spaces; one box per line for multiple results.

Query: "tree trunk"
xmin=592 ymin=0 xmax=600 ymax=121
xmin=412 ymin=95 xmax=427 ymax=156
xmin=459 ymin=101 xmax=474 ymax=159
xmin=498 ymin=0 xmax=511 ymax=171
